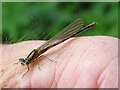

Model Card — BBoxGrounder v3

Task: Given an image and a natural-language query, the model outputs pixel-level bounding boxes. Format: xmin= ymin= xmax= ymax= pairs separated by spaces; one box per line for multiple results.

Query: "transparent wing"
xmin=37 ymin=18 xmax=84 ymax=52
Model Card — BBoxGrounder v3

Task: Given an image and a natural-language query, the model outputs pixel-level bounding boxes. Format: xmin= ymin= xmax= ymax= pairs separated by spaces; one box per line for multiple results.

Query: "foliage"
xmin=2 ymin=2 xmax=118 ymax=43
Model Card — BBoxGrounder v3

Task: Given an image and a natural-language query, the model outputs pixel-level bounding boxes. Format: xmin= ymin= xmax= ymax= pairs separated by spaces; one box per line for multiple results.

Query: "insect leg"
xmin=43 ymin=55 xmax=53 ymax=62
xmin=37 ymin=55 xmax=53 ymax=62
xmin=22 ymin=65 xmax=30 ymax=78
xmin=13 ymin=61 xmax=19 ymax=65
xmin=45 ymin=55 xmax=57 ymax=63
xmin=37 ymin=64 xmax=41 ymax=71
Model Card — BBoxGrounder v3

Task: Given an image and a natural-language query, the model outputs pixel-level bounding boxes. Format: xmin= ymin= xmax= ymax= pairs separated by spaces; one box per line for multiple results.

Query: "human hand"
xmin=1 ymin=36 xmax=118 ymax=88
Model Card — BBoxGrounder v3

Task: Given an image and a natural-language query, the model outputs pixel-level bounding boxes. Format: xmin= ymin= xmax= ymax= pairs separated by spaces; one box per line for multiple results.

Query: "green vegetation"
xmin=2 ymin=2 xmax=118 ymax=44
xmin=0 ymin=2 xmax=2 ymax=43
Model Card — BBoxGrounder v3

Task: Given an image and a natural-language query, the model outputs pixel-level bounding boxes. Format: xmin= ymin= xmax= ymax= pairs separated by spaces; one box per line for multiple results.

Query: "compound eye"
xmin=19 ymin=58 xmax=25 ymax=65
xmin=19 ymin=58 xmax=24 ymax=62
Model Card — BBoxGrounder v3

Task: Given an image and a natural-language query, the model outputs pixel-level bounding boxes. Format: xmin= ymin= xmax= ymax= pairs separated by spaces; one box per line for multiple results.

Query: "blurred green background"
xmin=2 ymin=2 xmax=118 ymax=44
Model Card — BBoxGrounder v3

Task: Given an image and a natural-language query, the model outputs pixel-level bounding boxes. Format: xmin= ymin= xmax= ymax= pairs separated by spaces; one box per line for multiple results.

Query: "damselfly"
xmin=18 ymin=18 xmax=96 ymax=77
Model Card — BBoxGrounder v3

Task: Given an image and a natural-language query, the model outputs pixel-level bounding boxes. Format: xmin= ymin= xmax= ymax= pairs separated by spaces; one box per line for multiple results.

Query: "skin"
xmin=0 ymin=36 xmax=118 ymax=88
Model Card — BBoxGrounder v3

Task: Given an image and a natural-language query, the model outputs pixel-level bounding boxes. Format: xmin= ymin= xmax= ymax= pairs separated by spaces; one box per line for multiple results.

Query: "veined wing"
xmin=37 ymin=18 xmax=84 ymax=52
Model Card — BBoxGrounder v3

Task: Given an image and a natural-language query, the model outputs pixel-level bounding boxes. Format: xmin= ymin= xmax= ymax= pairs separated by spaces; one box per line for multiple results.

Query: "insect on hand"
xmin=18 ymin=18 xmax=96 ymax=78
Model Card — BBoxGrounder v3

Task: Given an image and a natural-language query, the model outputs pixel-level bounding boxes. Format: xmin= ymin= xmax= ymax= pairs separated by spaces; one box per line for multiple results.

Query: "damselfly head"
xmin=19 ymin=58 xmax=27 ymax=66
